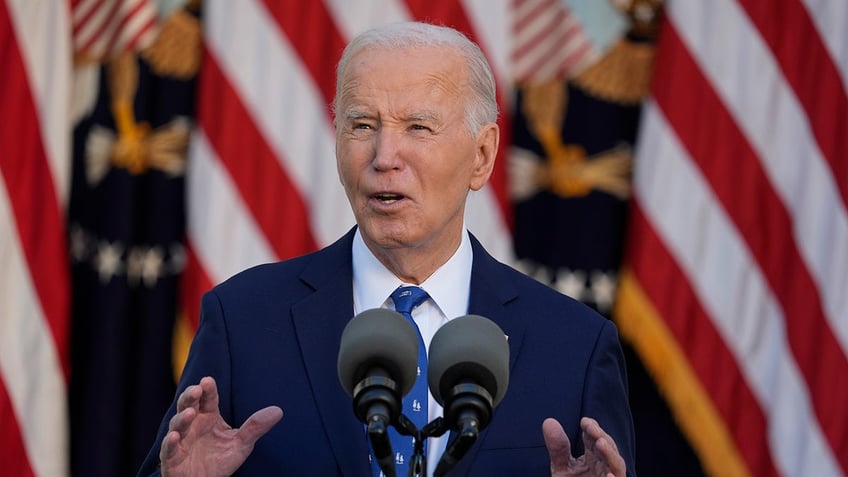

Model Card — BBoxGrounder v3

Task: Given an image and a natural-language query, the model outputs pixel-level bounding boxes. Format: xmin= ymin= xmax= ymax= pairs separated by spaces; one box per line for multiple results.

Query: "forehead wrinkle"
xmin=337 ymin=49 xmax=469 ymax=123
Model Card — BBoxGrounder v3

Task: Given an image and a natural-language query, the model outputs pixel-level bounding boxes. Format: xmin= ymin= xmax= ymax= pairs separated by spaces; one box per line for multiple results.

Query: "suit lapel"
xmin=446 ymin=234 xmax=527 ymax=476
xmin=289 ymin=230 xmax=526 ymax=476
xmin=291 ymin=229 xmax=371 ymax=476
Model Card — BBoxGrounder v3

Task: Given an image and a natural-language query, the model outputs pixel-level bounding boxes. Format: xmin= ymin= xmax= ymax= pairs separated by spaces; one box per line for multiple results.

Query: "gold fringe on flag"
xmin=614 ymin=268 xmax=751 ymax=477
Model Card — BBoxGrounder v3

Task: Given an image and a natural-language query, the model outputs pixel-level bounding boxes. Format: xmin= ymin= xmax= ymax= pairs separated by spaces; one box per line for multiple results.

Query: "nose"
xmin=372 ymin=129 xmax=403 ymax=171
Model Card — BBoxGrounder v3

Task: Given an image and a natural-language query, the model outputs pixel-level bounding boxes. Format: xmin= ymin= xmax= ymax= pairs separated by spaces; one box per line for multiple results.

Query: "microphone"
xmin=427 ymin=315 xmax=509 ymax=477
xmin=337 ymin=308 xmax=420 ymax=477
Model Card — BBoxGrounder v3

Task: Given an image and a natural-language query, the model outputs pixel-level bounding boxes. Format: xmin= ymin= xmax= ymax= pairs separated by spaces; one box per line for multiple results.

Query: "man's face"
xmin=335 ymin=46 xmax=497 ymax=262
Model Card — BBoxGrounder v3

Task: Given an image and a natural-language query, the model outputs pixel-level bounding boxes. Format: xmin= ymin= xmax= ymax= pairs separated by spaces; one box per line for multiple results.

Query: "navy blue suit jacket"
xmin=139 ymin=229 xmax=636 ymax=476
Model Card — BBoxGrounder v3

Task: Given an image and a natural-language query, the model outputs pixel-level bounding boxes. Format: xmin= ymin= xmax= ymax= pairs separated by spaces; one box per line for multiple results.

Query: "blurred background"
xmin=1 ymin=0 xmax=846 ymax=475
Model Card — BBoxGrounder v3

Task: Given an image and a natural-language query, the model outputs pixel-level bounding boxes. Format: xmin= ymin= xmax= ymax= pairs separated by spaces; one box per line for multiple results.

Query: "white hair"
xmin=333 ymin=21 xmax=499 ymax=134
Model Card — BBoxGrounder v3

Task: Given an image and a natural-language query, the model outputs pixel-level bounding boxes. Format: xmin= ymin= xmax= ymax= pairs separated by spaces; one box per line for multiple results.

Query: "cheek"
xmin=337 ymin=144 xmax=361 ymax=183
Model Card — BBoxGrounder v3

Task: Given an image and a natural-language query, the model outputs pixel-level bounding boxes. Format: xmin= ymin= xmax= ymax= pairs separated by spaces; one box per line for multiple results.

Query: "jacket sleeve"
xmin=136 ymin=290 xmax=234 ymax=476
xmin=582 ymin=319 xmax=637 ymax=476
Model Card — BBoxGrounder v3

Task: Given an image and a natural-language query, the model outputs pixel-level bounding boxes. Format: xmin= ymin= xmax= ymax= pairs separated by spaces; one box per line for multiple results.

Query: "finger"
xmin=580 ymin=417 xmax=619 ymax=455
xmin=167 ymin=407 xmax=197 ymax=435
xmin=160 ymin=429 xmax=183 ymax=462
xmin=581 ymin=417 xmax=626 ymax=477
xmin=594 ymin=436 xmax=626 ymax=476
xmin=542 ymin=418 xmax=572 ymax=471
xmin=237 ymin=406 xmax=284 ymax=448
xmin=176 ymin=383 xmax=203 ymax=413
xmin=197 ymin=376 xmax=220 ymax=413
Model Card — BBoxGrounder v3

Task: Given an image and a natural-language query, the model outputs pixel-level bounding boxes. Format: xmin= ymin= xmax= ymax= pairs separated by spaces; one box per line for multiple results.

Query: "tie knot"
xmin=390 ymin=286 xmax=430 ymax=315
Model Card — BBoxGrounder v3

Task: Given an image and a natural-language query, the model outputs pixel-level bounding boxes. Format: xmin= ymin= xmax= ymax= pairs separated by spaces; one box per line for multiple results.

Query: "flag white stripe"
xmin=324 ymin=0 xmax=410 ymax=40
xmin=106 ymin=0 xmax=156 ymax=55
xmin=527 ymin=31 xmax=584 ymax=81
xmin=72 ymin=0 xmax=112 ymax=49
xmin=513 ymin=0 xmax=544 ymax=18
xmin=187 ymin=131 xmax=276 ymax=283
xmin=8 ymin=0 xmax=72 ymax=205
xmin=463 ymin=188 xmax=513 ymax=262
xmin=72 ymin=0 xmax=99 ymax=23
xmin=512 ymin=5 xmax=569 ymax=51
xmin=0 ymin=181 xmax=68 ymax=477
xmin=635 ymin=103 xmax=841 ymax=477
xmin=206 ymin=0 xmax=354 ymax=248
xmin=462 ymin=0 xmax=511 ymax=90
xmin=801 ymin=0 xmax=848 ymax=90
xmin=670 ymin=0 xmax=848 ymax=353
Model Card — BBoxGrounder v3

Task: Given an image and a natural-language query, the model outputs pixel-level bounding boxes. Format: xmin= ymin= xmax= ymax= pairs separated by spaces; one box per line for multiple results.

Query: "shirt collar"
xmin=351 ymin=227 xmax=472 ymax=320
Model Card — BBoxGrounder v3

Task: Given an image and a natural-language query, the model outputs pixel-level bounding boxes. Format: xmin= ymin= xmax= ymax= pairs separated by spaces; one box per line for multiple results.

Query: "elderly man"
xmin=139 ymin=21 xmax=635 ymax=477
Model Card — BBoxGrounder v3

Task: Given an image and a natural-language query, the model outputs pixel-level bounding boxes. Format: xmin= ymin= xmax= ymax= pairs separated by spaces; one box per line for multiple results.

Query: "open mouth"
xmin=373 ymin=192 xmax=405 ymax=204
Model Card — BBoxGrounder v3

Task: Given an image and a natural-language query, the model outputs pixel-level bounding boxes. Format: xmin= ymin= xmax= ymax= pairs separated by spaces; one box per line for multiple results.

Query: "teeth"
xmin=375 ymin=193 xmax=402 ymax=203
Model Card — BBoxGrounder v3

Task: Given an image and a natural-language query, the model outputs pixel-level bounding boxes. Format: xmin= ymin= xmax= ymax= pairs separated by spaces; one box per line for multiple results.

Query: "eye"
xmin=351 ymin=121 xmax=374 ymax=131
xmin=410 ymin=124 xmax=431 ymax=132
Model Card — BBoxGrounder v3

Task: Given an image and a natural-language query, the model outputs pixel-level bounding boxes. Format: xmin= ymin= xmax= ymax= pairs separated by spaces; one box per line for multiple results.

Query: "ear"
xmin=469 ymin=122 xmax=499 ymax=191
xmin=335 ymin=139 xmax=346 ymax=187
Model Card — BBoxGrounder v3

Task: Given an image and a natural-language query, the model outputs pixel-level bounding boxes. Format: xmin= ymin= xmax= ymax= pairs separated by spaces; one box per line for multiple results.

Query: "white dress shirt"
xmin=351 ymin=227 xmax=473 ymax=476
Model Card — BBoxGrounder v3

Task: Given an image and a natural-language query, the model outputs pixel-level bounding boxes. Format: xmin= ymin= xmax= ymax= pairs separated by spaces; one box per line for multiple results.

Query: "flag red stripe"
xmin=197 ymin=49 xmax=317 ymax=260
xmin=102 ymin=0 xmax=153 ymax=56
xmin=0 ymin=382 xmax=36 ymax=477
xmin=511 ymin=8 xmax=568 ymax=61
xmin=99 ymin=0 xmax=143 ymax=56
xmin=516 ymin=16 xmax=580 ymax=80
xmin=121 ymin=13 xmax=156 ymax=53
xmin=556 ymin=40 xmax=592 ymax=78
xmin=739 ymin=0 xmax=848 ymax=209
xmin=79 ymin=0 xmax=123 ymax=53
xmin=654 ymin=20 xmax=848 ymax=472
xmin=404 ymin=0 xmax=513 ymax=228
xmin=512 ymin=0 xmax=555 ymax=33
xmin=626 ymin=205 xmax=780 ymax=476
xmin=261 ymin=0 xmax=346 ymax=113
xmin=71 ymin=0 xmax=105 ymax=36
xmin=0 ymin=1 xmax=70 ymax=378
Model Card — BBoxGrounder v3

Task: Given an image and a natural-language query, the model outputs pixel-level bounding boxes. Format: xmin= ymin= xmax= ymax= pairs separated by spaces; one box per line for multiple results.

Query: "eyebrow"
xmin=343 ymin=109 xmax=371 ymax=121
xmin=341 ymin=109 xmax=441 ymax=123
xmin=406 ymin=111 xmax=438 ymax=122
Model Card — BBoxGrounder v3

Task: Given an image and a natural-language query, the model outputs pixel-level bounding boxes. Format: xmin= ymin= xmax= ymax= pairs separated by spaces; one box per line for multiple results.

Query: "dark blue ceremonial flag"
xmin=67 ymin=38 xmax=196 ymax=476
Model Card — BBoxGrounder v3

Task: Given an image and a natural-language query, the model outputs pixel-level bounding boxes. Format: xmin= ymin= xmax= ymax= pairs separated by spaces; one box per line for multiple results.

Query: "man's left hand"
xmin=543 ymin=417 xmax=626 ymax=477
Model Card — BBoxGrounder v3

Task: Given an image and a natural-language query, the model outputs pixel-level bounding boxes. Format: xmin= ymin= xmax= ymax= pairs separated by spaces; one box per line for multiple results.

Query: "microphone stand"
xmin=388 ymin=383 xmax=493 ymax=477
xmin=394 ymin=414 xmax=430 ymax=477
xmin=394 ymin=414 xmax=477 ymax=477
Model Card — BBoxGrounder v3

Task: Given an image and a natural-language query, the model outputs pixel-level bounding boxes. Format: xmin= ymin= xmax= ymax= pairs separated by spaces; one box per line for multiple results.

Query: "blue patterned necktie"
xmin=370 ymin=286 xmax=430 ymax=477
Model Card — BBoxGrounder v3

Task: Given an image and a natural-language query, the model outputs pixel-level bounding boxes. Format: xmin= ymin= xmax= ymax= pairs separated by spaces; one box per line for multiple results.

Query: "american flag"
xmin=71 ymin=0 xmax=158 ymax=62
xmin=0 ymin=1 xmax=72 ymax=476
xmin=4 ymin=0 xmax=847 ymax=476
xmin=616 ymin=0 xmax=848 ymax=476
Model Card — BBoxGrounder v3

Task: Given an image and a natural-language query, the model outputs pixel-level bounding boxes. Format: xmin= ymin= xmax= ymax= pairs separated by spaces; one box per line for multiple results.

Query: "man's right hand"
xmin=159 ymin=376 xmax=284 ymax=477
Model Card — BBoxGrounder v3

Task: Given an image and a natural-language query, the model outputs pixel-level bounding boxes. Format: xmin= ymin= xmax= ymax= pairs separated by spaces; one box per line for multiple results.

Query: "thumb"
xmin=237 ymin=406 xmax=284 ymax=447
xmin=542 ymin=418 xmax=573 ymax=471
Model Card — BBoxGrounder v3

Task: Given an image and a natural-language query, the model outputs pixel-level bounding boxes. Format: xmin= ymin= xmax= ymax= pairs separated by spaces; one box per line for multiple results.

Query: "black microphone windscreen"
xmin=428 ymin=315 xmax=509 ymax=407
xmin=337 ymin=308 xmax=420 ymax=397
